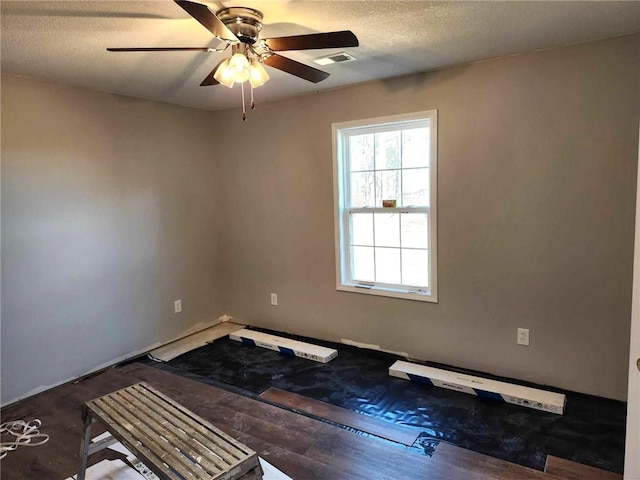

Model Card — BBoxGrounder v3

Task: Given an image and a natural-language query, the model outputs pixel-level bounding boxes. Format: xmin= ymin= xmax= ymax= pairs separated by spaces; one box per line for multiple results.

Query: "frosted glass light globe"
xmin=229 ymin=53 xmax=250 ymax=83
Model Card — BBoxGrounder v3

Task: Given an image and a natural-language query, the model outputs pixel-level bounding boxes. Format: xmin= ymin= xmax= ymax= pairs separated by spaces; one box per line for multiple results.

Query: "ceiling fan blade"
xmin=200 ymin=58 xmax=227 ymax=86
xmin=264 ymin=30 xmax=359 ymax=51
xmin=263 ymin=54 xmax=329 ymax=83
xmin=107 ymin=47 xmax=214 ymax=52
xmin=174 ymin=0 xmax=238 ymax=43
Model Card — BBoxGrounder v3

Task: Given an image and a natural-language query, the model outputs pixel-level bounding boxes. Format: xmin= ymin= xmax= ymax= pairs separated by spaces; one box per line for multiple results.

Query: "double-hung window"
xmin=332 ymin=110 xmax=438 ymax=302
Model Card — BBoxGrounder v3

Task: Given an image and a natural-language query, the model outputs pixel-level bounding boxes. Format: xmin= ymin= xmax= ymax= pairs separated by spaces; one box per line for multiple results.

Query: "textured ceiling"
xmin=2 ymin=1 xmax=639 ymax=112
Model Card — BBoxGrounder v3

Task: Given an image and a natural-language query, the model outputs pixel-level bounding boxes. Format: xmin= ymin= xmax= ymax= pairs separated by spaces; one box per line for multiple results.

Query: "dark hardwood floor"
xmin=544 ymin=456 xmax=623 ymax=480
xmin=0 ymin=363 xmax=615 ymax=480
xmin=259 ymin=387 xmax=421 ymax=446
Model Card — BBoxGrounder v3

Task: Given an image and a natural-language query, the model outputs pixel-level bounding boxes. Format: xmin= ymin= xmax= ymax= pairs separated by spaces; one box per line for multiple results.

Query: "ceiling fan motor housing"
xmin=216 ymin=7 xmax=263 ymax=44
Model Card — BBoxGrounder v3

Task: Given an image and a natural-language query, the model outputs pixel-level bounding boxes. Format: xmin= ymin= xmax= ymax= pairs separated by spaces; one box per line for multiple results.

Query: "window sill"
xmin=337 ymin=284 xmax=438 ymax=303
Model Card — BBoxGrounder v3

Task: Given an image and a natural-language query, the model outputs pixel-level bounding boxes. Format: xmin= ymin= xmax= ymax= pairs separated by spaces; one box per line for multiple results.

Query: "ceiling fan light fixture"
xmin=249 ymin=59 xmax=269 ymax=88
xmin=213 ymin=58 xmax=235 ymax=88
xmin=108 ymin=1 xmax=360 ymax=117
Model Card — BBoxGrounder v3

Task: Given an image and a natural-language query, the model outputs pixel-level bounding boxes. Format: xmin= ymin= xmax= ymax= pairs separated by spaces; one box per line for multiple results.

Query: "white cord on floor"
xmin=0 ymin=419 xmax=49 ymax=459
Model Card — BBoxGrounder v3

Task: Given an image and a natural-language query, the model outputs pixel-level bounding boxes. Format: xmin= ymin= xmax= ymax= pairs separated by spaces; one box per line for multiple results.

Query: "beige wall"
xmin=211 ymin=34 xmax=640 ymax=400
xmin=2 ymin=34 xmax=638 ymax=404
xmin=1 ymin=75 xmax=224 ymax=404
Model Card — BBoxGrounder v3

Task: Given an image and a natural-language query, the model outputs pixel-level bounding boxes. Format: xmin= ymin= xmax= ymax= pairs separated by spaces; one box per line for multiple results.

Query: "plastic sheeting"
xmin=140 ymin=329 xmax=626 ymax=474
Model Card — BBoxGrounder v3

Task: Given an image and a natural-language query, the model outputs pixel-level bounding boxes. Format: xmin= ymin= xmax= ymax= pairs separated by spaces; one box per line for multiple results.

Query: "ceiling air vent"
xmin=312 ymin=52 xmax=356 ymax=66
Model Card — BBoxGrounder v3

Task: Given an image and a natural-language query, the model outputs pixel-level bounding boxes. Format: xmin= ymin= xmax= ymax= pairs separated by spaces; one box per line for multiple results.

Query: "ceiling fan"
xmin=108 ymin=1 xmax=359 ymax=118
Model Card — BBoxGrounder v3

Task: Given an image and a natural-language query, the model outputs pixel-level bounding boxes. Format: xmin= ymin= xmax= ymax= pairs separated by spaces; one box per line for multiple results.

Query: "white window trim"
xmin=332 ymin=110 xmax=438 ymax=303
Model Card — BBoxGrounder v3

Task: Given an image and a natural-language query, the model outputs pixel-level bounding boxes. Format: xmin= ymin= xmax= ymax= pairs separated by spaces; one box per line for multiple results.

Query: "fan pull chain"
xmin=241 ymin=82 xmax=246 ymax=121
xmin=250 ymin=85 xmax=256 ymax=110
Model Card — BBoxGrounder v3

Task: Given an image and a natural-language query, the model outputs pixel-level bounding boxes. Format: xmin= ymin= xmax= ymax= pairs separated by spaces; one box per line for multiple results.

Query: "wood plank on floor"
xmin=544 ymin=455 xmax=623 ymax=480
xmin=222 ymin=428 xmax=370 ymax=480
xmin=432 ymin=442 xmax=570 ymax=480
xmin=305 ymin=426 xmax=480 ymax=480
xmin=260 ymin=387 xmax=421 ymax=446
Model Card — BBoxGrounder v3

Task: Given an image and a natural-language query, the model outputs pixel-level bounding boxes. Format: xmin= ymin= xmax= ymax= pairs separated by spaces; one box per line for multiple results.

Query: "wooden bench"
xmin=78 ymin=382 xmax=263 ymax=480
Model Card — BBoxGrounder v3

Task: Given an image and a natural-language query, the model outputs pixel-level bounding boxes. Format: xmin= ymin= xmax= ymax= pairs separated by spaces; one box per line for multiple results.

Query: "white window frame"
xmin=332 ymin=110 xmax=438 ymax=303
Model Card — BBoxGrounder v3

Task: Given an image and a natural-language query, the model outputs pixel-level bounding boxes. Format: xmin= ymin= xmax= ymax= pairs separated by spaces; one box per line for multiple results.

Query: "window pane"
xmin=351 ymin=213 xmax=374 ymax=246
xmin=375 ymin=131 xmax=401 ymax=170
xmin=337 ymin=112 xmax=437 ymax=298
xmin=402 ymin=168 xmax=429 ymax=206
xmin=375 ymin=247 xmax=401 ymax=284
xmin=401 ymin=213 xmax=428 ymax=249
xmin=352 ymin=246 xmax=375 ymax=282
xmin=374 ymin=213 xmax=400 ymax=247
xmin=402 ymin=249 xmax=429 ymax=287
xmin=402 ymin=127 xmax=430 ymax=168
xmin=349 ymin=134 xmax=374 ymax=171
xmin=375 ymin=170 xmax=400 ymax=207
xmin=350 ymin=171 xmax=375 ymax=207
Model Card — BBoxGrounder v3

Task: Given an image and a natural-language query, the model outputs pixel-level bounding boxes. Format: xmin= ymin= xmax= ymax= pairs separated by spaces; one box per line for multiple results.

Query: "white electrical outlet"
xmin=517 ymin=328 xmax=530 ymax=346
xmin=270 ymin=293 xmax=278 ymax=306
xmin=174 ymin=299 xmax=182 ymax=313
